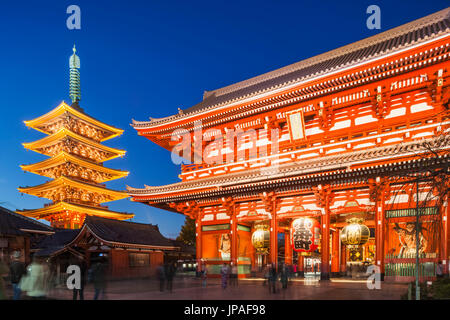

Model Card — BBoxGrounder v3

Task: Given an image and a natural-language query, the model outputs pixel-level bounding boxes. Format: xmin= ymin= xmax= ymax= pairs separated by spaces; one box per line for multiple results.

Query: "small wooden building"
xmin=35 ymin=215 xmax=183 ymax=279
xmin=0 ymin=205 xmax=54 ymax=264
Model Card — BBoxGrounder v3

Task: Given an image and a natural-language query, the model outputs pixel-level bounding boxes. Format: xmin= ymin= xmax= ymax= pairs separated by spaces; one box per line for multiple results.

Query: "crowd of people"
xmin=1 ymin=250 xmax=300 ymax=299
xmin=219 ymin=262 xmax=239 ymax=289
xmin=5 ymin=252 xmax=443 ymax=299
xmin=0 ymin=251 xmax=54 ymax=300
xmin=0 ymin=251 xmax=191 ymax=300
xmin=264 ymin=263 xmax=293 ymax=293
xmin=0 ymin=251 xmax=109 ymax=300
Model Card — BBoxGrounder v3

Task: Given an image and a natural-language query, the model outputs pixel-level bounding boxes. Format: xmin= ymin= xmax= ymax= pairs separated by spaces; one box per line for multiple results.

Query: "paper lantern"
xmin=290 ymin=217 xmax=320 ymax=252
xmin=251 ymin=224 xmax=270 ymax=254
xmin=341 ymin=218 xmax=370 ymax=246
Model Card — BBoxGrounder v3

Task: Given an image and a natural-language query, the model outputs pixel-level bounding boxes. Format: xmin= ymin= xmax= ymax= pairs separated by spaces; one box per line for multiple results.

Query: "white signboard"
xmin=287 ymin=109 xmax=306 ymax=142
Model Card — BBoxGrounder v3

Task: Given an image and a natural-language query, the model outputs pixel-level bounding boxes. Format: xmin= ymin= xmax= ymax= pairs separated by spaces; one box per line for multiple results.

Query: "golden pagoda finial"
xmin=69 ymin=44 xmax=81 ymax=104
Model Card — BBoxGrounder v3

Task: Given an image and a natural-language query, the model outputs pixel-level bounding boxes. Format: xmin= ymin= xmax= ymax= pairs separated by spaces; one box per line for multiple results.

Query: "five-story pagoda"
xmin=17 ymin=46 xmax=133 ymax=229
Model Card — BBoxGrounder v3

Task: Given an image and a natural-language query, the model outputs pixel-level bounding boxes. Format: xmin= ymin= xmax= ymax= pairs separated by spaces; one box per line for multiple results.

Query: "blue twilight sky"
xmin=0 ymin=1 xmax=448 ymax=238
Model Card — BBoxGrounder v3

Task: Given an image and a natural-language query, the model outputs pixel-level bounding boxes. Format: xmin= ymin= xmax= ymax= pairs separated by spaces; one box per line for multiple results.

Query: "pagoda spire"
xmin=69 ymin=44 xmax=81 ymax=105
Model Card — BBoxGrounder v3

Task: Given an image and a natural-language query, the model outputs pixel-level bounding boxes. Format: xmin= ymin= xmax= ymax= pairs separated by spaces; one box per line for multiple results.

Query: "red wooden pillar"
xmin=251 ymin=246 xmax=256 ymax=270
xmin=331 ymin=229 xmax=340 ymax=277
xmin=250 ymin=225 xmax=257 ymax=272
xmin=340 ymin=242 xmax=347 ymax=273
xmin=442 ymin=196 xmax=449 ymax=276
xmin=298 ymin=254 xmax=304 ymax=277
xmin=375 ymin=183 xmax=386 ymax=279
xmin=381 ymin=187 xmax=386 ymax=277
xmin=285 ymin=231 xmax=292 ymax=265
xmin=231 ymin=205 xmax=238 ymax=266
xmin=195 ymin=216 xmax=202 ymax=273
xmin=321 ymin=191 xmax=331 ymax=280
xmin=270 ymin=213 xmax=278 ymax=270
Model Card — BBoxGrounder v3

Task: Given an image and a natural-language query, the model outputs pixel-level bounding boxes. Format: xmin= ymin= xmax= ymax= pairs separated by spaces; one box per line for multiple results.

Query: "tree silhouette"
xmin=176 ymin=216 xmax=196 ymax=246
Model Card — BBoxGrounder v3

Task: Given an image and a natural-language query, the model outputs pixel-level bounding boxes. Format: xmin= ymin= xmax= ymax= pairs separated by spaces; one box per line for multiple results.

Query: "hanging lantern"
xmin=290 ymin=217 xmax=320 ymax=252
xmin=341 ymin=218 xmax=370 ymax=247
xmin=251 ymin=224 xmax=270 ymax=254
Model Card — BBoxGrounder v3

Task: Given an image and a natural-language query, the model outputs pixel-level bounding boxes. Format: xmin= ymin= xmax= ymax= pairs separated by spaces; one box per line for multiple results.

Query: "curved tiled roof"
xmin=132 ymin=7 xmax=450 ymax=128
xmin=34 ymin=229 xmax=80 ymax=255
xmin=0 ymin=205 xmax=53 ymax=235
xmin=84 ymin=215 xmax=176 ymax=248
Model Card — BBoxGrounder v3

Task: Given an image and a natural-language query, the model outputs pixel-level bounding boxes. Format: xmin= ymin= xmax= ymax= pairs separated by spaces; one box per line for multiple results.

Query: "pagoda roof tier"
xmin=20 ymin=151 xmax=129 ymax=182
xmin=128 ymin=135 xmax=450 ymax=202
xmin=22 ymin=128 xmax=126 ymax=162
xmin=17 ymin=201 xmax=133 ymax=221
xmin=131 ymin=8 xmax=450 ymax=131
xmin=18 ymin=176 xmax=129 ymax=203
xmin=24 ymin=101 xmax=123 ymax=142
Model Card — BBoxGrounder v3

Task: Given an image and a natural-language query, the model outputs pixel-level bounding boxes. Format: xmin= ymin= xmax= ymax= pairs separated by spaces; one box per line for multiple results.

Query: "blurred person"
xmin=230 ymin=263 xmax=238 ymax=287
xmin=9 ymin=251 xmax=26 ymax=300
xmin=90 ymin=257 xmax=108 ymax=300
xmin=251 ymin=265 xmax=257 ymax=278
xmin=73 ymin=256 xmax=87 ymax=300
xmin=280 ymin=264 xmax=288 ymax=289
xmin=201 ymin=263 xmax=207 ymax=288
xmin=0 ymin=252 xmax=9 ymax=300
xmin=351 ymin=263 xmax=357 ymax=279
xmin=165 ymin=262 xmax=176 ymax=293
xmin=263 ymin=264 xmax=270 ymax=287
xmin=268 ymin=263 xmax=277 ymax=294
xmin=220 ymin=263 xmax=229 ymax=289
xmin=347 ymin=264 xmax=352 ymax=278
xmin=157 ymin=263 xmax=165 ymax=292
xmin=436 ymin=260 xmax=444 ymax=279
xmin=19 ymin=255 xmax=51 ymax=300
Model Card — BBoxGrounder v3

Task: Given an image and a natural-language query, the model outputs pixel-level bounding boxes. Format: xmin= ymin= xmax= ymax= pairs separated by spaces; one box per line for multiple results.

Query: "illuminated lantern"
xmin=251 ymin=224 xmax=270 ymax=254
xmin=341 ymin=218 xmax=370 ymax=246
xmin=290 ymin=217 xmax=320 ymax=252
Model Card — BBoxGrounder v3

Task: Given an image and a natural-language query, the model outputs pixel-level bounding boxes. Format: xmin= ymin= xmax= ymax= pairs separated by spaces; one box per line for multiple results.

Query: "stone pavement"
xmin=5 ymin=276 xmax=409 ymax=300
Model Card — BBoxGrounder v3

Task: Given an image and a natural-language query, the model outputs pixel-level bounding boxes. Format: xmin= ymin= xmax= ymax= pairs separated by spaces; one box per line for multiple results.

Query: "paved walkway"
xmin=6 ymin=276 xmax=408 ymax=300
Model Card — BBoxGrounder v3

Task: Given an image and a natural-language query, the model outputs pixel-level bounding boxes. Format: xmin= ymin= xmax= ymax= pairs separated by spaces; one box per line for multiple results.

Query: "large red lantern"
xmin=290 ymin=217 xmax=320 ymax=252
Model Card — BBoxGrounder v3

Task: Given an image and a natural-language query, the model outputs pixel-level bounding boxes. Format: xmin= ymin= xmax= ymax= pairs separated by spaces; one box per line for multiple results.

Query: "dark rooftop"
xmin=35 ymin=228 xmax=80 ymax=250
xmin=85 ymin=215 xmax=176 ymax=248
xmin=0 ymin=205 xmax=54 ymax=236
